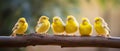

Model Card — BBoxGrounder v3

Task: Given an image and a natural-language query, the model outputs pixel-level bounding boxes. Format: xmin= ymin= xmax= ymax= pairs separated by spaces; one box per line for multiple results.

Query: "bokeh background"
xmin=0 ymin=0 xmax=120 ymax=51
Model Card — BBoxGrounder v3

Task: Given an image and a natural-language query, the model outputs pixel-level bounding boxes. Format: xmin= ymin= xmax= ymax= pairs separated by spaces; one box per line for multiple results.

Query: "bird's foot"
xmin=62 ymin=33 xmax=66 ymax=36
xmin=105 ymin=34 xmax=111 ymax=38
xmin=81 ymin=35 xmax=91 ymax=37
xmin=10 ymin=34 xmax=16 ymax=37
xmin=67 ymin=34 xmax=76 ymax=36
xmin=45 ymin=33 xmax=48 ymax=34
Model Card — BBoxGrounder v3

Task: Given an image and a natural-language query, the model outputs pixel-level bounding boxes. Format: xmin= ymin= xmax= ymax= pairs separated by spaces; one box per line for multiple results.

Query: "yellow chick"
xmin=94 ymin=17 xmax=110 ymax=37
xmin=51 ymin=16 xmax=65 ymax=35
xmin=79 ymin=18 xmax=92 ymax=36
xmin=11 ymin=17 xmax=28 ymax=37
xmin=65 ymin=15 xmax=78 ymax=36
xmin=35 ymin=16 xmax=50 ymax=34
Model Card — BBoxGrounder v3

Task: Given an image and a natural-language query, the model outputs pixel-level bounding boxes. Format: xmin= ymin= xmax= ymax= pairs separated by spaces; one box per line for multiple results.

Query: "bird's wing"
xmin=75 ymin=20 xmax=79 ymax=26
xmin=102 ymin=23 xmax=111 ymax=33
xmin=12 ymin=23 xmax=19 ymax=31
xmin=51 ymin=23 xmax=54 ymax=32
xmin=62 ymin=21 xmax=65 ymax=26
xmin=35 ymin=23 xmax=43 ymax=30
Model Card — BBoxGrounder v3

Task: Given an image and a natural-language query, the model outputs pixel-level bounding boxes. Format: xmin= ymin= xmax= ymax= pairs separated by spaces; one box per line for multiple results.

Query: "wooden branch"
xmin=0 ymin=33 xmax=120 ymax=48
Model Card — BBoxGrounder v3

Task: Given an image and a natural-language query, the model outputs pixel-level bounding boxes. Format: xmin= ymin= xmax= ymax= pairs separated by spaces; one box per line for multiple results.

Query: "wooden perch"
xmin=0 ymin=33 xmax=120 ymax=48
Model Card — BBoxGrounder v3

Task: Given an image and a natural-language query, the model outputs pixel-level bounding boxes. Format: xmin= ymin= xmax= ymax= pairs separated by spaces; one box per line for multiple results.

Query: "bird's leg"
xmin=62 ymin=32 xmax=66 ymax=36
xmin=62 ymin=33 xmax=66 ymax=36
xmin=35 ymin=32 xmax=40 ymax=34
xmin=45 ymin=33 xmax=48 ymax=34
xmin=12 ymin=33 xmax=16 ymax=37
xmin=43 ymin=33 xmax=48 ymax=35
xmin=81 ymin=35 xmax=91 ymax=37
xmin=105 ymin=34 xmax=111 ymax=38
xmin=53 ymin=33 xmax=57 ymax=35
xmin=100 ymin=34 xmax=108 ymax=38
xmin=54 ymin=33 xmax=61 ymax=36
xmin=53 ymin=32 xmax=61 ymax=36
xmin=35 ymin=31 xmax=37 ymax=33
xmin=22 ymin=33 xmax=26 ymax=36
xmin=10 ymin=33 xmax=16 ymax=37
xmin=72 ymin=34 xmax=76 ymax=36
xmin=13 ymin=34 xmax=16 ymax=37
xmin=67 ymin=34 xmax=76 ymax=36
xmin=97 ymin=34 xmax=103 ymax=37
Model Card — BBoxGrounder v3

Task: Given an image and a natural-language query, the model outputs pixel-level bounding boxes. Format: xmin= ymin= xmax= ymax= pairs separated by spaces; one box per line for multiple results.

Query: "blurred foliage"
xmin=0 ymin=0 xmax=120 ymax=51
xmin=98 ymin=0 xmax=107 ymax=9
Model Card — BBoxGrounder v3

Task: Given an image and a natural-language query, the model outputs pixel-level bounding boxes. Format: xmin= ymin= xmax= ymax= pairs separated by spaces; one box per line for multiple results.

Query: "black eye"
xmin=68 ymin=18 xmax=72 ymax=20
xmin=56 ymin=19 xmax=58 ymax=20
xmin=43 ymin=18 xmax=46 ymax=19
xmin=20 ymin=20 xmax=24 ymax=22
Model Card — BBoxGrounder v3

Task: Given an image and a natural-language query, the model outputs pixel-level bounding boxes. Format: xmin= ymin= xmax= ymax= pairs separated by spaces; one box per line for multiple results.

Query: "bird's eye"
xmin=43 ymin=18 xmax=46 ymax=19
xmin=68 ymin=18 xmax=72 ymax=20
xmin=56 ymin=19 xmax=58 ymax=20
xmin=20 ymin=20 xmax=24 ymax=23
xmin=83 ymin=20 xmax=86 ymax=22
xmin=97 ymin=19 xmax=100 ymax=21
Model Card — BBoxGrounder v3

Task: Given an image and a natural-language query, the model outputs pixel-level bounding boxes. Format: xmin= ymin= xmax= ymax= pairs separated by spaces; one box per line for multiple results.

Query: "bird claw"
xmin=81 ymin=35 xmax=91 ymax=37
xmin=10 ymin=34 xmax=16 ymax=37
xmin=97 ymin=34 xmax=110 ymax=38
xmin=45 ymin=33 xmax=48 ymax=34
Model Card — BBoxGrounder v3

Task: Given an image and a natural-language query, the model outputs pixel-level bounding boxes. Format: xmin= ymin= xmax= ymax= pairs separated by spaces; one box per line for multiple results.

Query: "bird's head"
xmin=67 ymin=15 xmax=75 ymax=22
xmin=39 ymin=16 xmax=49 ymax=22
xmin=53 ymin=16 xmax=61 ymax=23
xmin=82 ymin=18 xmax=89 ymax=25
xmin=18 ymin=17 xmax=26 ymax=23
xmin=94 ymin=17 xmax=103 ymax=23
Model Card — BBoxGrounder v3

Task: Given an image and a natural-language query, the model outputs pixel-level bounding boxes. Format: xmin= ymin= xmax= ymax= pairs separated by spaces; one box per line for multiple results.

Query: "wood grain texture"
xmin=0 ymin=33 xmax=120 ymax=48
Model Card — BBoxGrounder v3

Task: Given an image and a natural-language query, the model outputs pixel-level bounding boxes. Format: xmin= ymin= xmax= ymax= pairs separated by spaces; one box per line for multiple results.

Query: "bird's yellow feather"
xmin=65 ymin=15 xmax=78 ymax=35
xmin=35 ymin=16 xmax=50 ymax=34
xmin=94 ymin=17 xmax=110 ymax=37
xmin=11 ymin=17 xmax=28 ymax=37
xmin=79 ymin=18 xmax=92 ymax=36
xmin=51 ymin=16 xmax=65 ymax=35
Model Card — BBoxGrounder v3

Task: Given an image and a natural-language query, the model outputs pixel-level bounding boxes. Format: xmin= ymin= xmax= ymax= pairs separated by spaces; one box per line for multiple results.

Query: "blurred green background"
xmin=0 ymin=0 xmax=120 ymax=51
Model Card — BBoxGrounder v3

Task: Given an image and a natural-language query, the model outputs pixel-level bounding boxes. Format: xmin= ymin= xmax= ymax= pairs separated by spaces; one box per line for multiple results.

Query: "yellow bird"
xmin=51 ymin=16 xmax=65 ymax=35
xmin=11 ymin=17 xmax=28 ymax=37
xmin=94 ymin=17 xmax=110 ymax=37
xmin=35 ymin=16 xmax=50 ymax=34
xmin=65 ymin=15 xmax=78 ymax=36
xmin=79 ymin=18 xmax=92 ymax=36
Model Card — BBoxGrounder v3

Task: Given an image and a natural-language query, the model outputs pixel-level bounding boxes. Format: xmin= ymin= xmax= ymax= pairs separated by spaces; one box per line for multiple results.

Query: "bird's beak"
xmin=95 ymin=20 xmax=99 ymax=22
xmin=67 ymin=18 xmax=71 ymax=21
xmin=83 ymin=20 xmax=86 ymax=23
xmin=20 ymin=20 xmax=25 ymax=23
xmin=82 ymin=20 xmax=87 ymax=24
xmin=55 ymin=19 xmax=58 ymax=22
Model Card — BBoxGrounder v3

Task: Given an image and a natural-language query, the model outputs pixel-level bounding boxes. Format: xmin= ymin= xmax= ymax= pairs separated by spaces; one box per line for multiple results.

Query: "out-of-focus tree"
xmin=0 ymin=0 xmax=120 ymax=51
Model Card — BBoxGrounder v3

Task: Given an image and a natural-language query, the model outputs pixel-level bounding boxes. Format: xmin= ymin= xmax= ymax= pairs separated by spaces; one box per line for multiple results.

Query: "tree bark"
xmin=0 ymin=33 xmax=120 ymax=48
